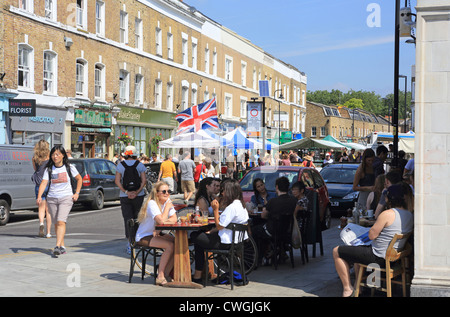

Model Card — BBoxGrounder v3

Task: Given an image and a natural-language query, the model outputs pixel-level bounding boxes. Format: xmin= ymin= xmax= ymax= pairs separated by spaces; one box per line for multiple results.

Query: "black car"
xmin=70 ymin=158 xmax=120 ymax=210
xmin=319 ymin=163 xmax=359 ymax=215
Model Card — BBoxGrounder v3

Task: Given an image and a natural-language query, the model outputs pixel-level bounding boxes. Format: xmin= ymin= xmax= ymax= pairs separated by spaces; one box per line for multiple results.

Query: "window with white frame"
xmin=76 ymin=58 xmax=87 ymax=97
xmin=181 ymin=85 xmax=189 ymax=110
xmin=191 ymin=39 xmax=197 ymax=70
xmin=119 ymin=69 xmax=129 ymax=103
xmin=203 ymin=89 xmax=209 ymax=102
xmin=134 ymin=74 xmax=144 ymax=105
xmin=155 ymin=79 xmax=162 ymax=109
xmin=43 ymin=51 xmax=57 ymax=94
xmin=311 ymin=126 xmax=317 ymax=137
xmin=45 ymin=0 xmax=56 ymax=21
xmin=182 ymin=38 xmax=188 ymax=66
xmin=224 ymin=93 xmax=232 ymax=117
xmin=212 ymin=50 xmax=217 ymax=76
xmin=95 ymin=1 xmax=105 ymax=36
xmin=240 ymin=99 xmax=247 ymax=118
xmin=204 ymin=47 xmax=210 ymax=73
xmin=76 ymin=0 xmax=87 ymax=29
xmin=94 ymin=63 xmax=105 ymax=100
xmin=320 ymin=126 xmax=326 ymax=137
xmin=166 ymin=82 xmax=173 ymax=111
xmin=225 ymin=56 xmax=233 ymax=81
xmin=241 ymin=61 xmax=247 ymax=87
xmin=120 ymin=10 xmax=128 ymax=44
xmin=253 ymin=68 xmax=257 ymax=90
xmin=191 ymin=85 xmax=197 ymax=106
xmin=18 ymin=44 xmax=33 ymax=90
xmin=167 ymin=32 xmax=173 ymax=60
xmin=135 ymin=18 xmax=143 ymax=50
xmin=155 ymin=27 xmax=162 ymax=56
xmin=19 ymin=0 xmax=33 ymax=13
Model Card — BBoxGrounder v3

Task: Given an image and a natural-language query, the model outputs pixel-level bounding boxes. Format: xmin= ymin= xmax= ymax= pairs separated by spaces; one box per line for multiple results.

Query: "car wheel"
xmin=91 ymin=190 xmax=104 ymax=210
xmin=0 ymin=199 xmax=11 ymax=226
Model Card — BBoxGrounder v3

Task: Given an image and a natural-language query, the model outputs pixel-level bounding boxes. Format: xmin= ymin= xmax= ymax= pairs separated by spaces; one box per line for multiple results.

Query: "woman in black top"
xmin=352 ymin=148 xmax=376 ymax=208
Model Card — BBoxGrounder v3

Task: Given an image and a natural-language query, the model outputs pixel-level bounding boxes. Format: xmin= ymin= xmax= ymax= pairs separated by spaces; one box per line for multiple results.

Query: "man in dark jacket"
xmin=373 ymin=145 xmax=388 ymax=178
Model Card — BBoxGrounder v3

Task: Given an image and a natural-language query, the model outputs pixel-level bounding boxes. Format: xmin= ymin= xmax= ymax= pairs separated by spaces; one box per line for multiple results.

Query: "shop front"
xmin=71 ymin=104 xmax=113 ymax=158
xmin=115 ymin=106 xmax=177 ymax=158
xmin=10 ymin=105 xmax=66 ymax=147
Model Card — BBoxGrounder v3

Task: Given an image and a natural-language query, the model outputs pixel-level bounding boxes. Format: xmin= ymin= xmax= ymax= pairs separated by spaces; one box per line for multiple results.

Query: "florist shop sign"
xmin=74 ymin=109 xmax=112 ymax=127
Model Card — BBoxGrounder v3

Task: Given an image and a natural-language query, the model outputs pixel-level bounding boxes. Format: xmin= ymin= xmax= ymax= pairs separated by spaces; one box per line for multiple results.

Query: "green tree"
xmin=343 ymin=98 xmax=364 ymax=109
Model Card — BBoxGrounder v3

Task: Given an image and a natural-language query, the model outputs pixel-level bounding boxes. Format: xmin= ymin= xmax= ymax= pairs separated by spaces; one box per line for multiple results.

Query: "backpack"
xmin=121 ymin=161 xmax=141 ymax=191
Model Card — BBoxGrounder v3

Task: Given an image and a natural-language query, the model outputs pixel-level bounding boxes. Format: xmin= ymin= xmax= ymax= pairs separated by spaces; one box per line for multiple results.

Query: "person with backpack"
xmin=115 ymin=145 xmax=147 ymax=254
xmin=36 ymin=145 xmax=82 ymax=257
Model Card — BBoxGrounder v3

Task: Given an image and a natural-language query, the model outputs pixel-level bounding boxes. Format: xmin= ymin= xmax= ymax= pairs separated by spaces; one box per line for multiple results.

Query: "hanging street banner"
xmin=247 ymin=101 xmax=263 ymax=137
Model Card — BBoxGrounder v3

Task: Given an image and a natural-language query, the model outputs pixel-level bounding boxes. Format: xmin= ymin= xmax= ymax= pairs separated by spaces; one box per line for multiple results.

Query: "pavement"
xmin=0 ymin=195 xmax=345 ymax=299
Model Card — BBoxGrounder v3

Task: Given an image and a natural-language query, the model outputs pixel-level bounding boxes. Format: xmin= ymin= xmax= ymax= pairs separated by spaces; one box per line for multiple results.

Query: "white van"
xmin=0 ymin=144 xmax=37 ymax=225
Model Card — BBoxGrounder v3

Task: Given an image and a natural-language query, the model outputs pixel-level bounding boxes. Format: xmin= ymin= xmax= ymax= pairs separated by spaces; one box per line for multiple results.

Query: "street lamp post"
xmin=273 ymin=89 xmax=284 ymax=146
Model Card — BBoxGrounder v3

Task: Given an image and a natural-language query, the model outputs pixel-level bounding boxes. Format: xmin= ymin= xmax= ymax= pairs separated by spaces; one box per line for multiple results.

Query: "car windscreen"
xmin=240 ymin=170 xmax=299 ymax=192
xmin=320 ymin=167 xmax=356 ymax=184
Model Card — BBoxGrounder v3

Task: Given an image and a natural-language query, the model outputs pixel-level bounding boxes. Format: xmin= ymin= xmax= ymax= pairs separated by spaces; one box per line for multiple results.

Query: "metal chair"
xmin=270 ymin=213 xmax=295 ymax=270
xmin=203 ymin=223 xmax=249 ymax=290
xmin=127 ymin=218 xmax=163 ymax=284
xmin=354 ymin=232 xmax=413 ymax=297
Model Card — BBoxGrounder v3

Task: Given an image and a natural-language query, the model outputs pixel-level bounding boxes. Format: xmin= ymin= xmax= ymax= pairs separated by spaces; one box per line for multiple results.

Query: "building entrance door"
xmin=83 ymin=141 xmax=95 ymax=158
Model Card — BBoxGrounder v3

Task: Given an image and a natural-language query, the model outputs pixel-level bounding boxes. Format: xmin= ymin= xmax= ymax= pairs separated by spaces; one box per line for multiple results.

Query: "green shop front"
xmin=71 ymin=104 xmax=113 ymax=158
xmin=115 ymin=106 xmax=177 ymax=157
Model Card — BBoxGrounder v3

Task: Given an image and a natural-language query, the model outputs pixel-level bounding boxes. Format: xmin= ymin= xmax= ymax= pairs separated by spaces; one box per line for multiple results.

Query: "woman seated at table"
xmin=332 ymin=182 xmax=414 ymax=297
xmin=194 ymin=177 xmax=221 ymax=216
xmin=250 ymin=178 xmax=276 ymax=211
xmin=135 ymin=181 xmax=177 ymax=286
xmin=190 ymin=179 xmax=249 ymax=283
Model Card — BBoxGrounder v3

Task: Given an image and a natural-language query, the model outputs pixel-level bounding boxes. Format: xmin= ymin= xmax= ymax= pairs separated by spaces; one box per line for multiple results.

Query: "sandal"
xmin=155 ymin=277 xmax=168 ymax=286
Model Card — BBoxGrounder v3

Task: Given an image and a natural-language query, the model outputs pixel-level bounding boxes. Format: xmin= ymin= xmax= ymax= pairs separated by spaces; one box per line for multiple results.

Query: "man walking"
xmin=115 ymin=145 xmax=147 ymax=254
xmin=158 ymin=154 xmax=178 ymax=193
xmin=178 ymin=152 xmax=196 ymax=204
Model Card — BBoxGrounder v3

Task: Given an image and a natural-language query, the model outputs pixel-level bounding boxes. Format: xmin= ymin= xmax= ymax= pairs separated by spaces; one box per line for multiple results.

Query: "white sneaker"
xmin=46 ymin=233 xmax=52 ymax=238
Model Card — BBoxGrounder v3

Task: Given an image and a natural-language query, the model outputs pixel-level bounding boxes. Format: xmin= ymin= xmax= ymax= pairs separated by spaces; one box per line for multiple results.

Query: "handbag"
xmin=291 ymin=216 xmax=302 ymax=249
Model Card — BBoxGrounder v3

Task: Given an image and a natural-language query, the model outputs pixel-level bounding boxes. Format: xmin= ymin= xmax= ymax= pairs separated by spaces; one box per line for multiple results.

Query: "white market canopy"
xmin=158 ymin=130 xmax=220 ymax=149
xmin=279 ymin=137 xmax=351 ymax=151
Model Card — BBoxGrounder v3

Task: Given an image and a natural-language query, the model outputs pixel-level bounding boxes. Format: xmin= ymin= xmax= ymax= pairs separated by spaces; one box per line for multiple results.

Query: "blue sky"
xmin=185 ymin=0 xmax=417 ymax=97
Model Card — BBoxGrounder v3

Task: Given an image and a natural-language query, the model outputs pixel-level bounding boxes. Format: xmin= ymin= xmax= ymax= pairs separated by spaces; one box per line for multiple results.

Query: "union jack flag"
xmin=175 ymin=98 xmax=219 ymax=135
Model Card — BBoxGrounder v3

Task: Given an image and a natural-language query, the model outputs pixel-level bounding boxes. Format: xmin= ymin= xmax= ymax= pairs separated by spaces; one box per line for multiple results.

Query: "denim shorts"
xmin=35 ymin=185 xmax=50 ymax=200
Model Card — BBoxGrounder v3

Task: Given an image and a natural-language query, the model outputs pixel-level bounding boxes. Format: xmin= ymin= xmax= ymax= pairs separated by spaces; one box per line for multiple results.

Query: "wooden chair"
xmin=354 ymin=232 xmax=412 ymax=297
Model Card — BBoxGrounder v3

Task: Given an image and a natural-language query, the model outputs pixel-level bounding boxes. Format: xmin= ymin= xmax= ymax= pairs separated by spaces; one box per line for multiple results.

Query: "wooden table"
xmin=155 ymin=220 xmax=214 ymax=289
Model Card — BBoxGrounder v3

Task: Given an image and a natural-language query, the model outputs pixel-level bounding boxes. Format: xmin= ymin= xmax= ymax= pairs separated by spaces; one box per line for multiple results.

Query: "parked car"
xmin=0 ymin=144 xmax=37 ymax=225
xmin=70 ymin=158 xmax=120 ymax=210
xmin=319 ymin=163 xmax=359 ymax=215
xmin=238 ymin=166 xmax=331 ymax=229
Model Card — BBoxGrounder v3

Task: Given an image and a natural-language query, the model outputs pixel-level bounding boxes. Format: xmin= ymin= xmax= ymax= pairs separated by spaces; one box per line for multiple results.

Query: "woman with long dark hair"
xmin=37 ymin=145 xmax=82 ymax=257
xmin=352 ymin=148 xmax=376 ymax=208
xmin=194 ymin=177 xmax=220 ymax=216
xmin=190 ymin=179 xmax=249 ymax=283
xmin=250 ymin=178 xmax=276 ymax=209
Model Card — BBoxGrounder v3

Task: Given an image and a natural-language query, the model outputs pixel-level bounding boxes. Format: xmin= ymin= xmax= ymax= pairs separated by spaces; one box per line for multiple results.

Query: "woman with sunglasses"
xmin=190 ymin=179 xmax=249 ymax=283
xmin=135 ymin=181 xmax=177 ymax=286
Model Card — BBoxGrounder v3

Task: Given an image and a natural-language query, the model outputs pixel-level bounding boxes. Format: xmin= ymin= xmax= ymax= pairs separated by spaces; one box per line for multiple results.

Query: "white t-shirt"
xmin=43 ymin=164 xmax=80 ymax=198
xmin=135 ymin=200 xmax=176 ymax=243
xmin=219 ymin=199 xmax=249 ymax=244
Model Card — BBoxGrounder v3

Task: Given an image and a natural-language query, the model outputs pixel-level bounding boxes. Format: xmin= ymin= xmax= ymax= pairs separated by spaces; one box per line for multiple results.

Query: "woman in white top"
xmin=37 ymin=145 xmax=82 ymax=257
xmin=136 ymin=181 xmax=177 ymax=286
xmin=191 ymin=179 xmax=249 ymax=283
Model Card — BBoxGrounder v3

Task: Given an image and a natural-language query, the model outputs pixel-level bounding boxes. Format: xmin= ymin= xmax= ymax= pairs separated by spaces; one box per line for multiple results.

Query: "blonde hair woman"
xmin=135 ymin=181 xmax=177 ymax=285
xmin=32 ymin=140 xmax=51 ymax=238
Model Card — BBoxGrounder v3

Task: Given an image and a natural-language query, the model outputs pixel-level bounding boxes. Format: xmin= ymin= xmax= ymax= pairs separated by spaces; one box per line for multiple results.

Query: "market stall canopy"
xmin=158 ymin=130 xmax=219 ymax=149
xmin=279 ymin=137 xmax=350 ymax=151
xmin=322 ymin=135 xmax=367 ymax=151
xmin=222 ymin=127 xmax=278 ymax=150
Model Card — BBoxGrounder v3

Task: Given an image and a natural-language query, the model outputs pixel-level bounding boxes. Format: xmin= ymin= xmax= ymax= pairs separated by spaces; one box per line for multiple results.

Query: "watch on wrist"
xmin=125 ymin=190 xmax=128 ymax=194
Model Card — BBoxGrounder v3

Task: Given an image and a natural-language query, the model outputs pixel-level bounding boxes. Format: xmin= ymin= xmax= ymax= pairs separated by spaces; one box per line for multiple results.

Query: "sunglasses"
xmin=157 ymin=189 xmax=170 ymax=194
